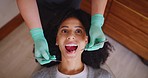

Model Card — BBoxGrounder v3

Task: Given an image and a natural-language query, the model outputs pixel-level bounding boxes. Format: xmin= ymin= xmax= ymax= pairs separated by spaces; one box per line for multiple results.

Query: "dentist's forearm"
xmin=16 ymin=0 xmax=42 ymax=29
xmin=91 ymin=0 xmax=108 ymax=16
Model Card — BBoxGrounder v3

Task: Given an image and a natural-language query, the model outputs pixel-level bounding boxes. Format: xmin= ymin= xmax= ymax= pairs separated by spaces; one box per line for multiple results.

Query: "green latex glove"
xmin=30 ymin=28 xmax=56 ymax=65
xmin=85 ymin=14 xmax=106 ymax=51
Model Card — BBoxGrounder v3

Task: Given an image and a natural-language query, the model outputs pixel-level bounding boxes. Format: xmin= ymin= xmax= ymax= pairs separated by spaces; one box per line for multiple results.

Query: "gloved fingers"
xmin=84 ymin=48 xmax=89 ymax=51
xmin=85 ymin=45 xmax=98 ymax=51
xmin=88 ymin=35 xmax=104 ymax=48
xmin=94 ymin=42 xmax=105 ymax=48
xmin=85 ymin=38 xmax=107 ymax=51
xmin=87 ymin=34 xmax=106 ymax=50
xmin=85 ymin=42 xmax=104 ymax=51
xmin=35 ymin=50 xmax=42 ymax=58
xmin=88 ymin=36 xmax=95 ymax=48
xmin=36 ymin=57 xmax=51 ymax=65
xmin=50 ymin=55 xmax=56 ymax=60
xmin=85 ymin=47 xmax=97 ymax=51
xmin=34 ymin=46 xmax=49 ymax=60
xmin=41 ymin=51 xmax=49 ymax=60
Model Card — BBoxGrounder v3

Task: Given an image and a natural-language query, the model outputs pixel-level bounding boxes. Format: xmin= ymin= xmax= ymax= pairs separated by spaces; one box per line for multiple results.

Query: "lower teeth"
xmin=68 ymin=50 xmax=75 ymax=52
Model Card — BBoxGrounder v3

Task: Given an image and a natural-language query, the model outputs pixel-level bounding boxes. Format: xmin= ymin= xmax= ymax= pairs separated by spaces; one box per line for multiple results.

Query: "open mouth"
xmin=65 ymin=44 xmax=78 ymax=52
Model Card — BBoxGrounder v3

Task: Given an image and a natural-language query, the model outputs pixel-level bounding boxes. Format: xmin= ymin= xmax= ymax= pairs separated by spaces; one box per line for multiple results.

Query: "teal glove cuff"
xmin=30 ymin=28 xmax=45 ymax=42
xmin=91 ymin=14 xmax=104 ymax=27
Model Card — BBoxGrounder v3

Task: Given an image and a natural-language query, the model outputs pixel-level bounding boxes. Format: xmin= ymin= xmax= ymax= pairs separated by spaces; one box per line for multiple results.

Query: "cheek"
xmin=56 ymin=35 xmax=66 ymax=45
xmin=77 ymin=36 xmax=88 ymax=49
xmin=78 ymin=35 xmax=88 ymax=43
xmin=56 ymin=36 xmax=65 ymax=51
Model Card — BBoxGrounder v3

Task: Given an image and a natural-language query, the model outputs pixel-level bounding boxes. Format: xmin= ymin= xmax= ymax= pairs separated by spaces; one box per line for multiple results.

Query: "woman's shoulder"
xmin=87 ymin=65 xmax=111 ymax=78
xmin=32 ymin=65 xmax=58 ymax=78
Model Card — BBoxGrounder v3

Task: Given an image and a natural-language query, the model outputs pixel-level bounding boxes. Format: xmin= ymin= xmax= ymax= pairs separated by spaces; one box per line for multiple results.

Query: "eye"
xmin=75 ymin=29 xmax=82 ymax=34
xmin=61 ymin=29 xmax=68 ymax=33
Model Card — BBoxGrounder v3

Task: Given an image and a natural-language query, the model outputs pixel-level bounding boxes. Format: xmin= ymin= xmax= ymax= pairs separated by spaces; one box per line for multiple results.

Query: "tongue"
xmin=65 ymin=46 xmax=77 ymax=52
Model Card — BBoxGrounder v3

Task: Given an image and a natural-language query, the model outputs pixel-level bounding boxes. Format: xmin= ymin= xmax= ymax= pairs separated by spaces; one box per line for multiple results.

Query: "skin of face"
xmin=56 ymin=17 xmax=88 ymax=61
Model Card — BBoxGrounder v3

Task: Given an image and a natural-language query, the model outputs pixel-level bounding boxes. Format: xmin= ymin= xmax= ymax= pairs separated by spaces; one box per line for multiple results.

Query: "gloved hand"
xmin=85 ymin=14 xmax=106 ymax=51
xmin=30 ymin=28 xmax=56 ymax=65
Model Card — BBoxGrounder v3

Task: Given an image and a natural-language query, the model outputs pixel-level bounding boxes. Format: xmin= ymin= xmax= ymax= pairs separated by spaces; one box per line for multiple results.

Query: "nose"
xmin=67 ymin=33 xmax=75 ymax=40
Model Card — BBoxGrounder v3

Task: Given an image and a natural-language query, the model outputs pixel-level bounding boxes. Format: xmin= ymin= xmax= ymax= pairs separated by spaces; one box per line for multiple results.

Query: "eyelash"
xmin=61 ymin=29 xmax=68 ymax=33
xmin=61 ymin=29 xmax=83 ymax=34
xmin=75 ymin=29 xmax=82 ymax=34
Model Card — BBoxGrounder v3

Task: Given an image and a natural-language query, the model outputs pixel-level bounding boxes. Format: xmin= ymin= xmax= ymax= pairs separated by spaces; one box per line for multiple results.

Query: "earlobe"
xmin=56 ymin=43 xmax=58 ymax=46
xmin=56 ymin=37 xmax=58 ymax=45
xmin=85 ymin=36 xmax=88 ymax=44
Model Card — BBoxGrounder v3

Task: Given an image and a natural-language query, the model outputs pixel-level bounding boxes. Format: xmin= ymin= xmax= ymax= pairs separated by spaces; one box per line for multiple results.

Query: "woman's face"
xmin=56 ymin=17 xmax=88 ymax=59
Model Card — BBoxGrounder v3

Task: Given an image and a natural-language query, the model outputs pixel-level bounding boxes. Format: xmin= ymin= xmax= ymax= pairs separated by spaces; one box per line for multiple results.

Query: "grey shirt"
xmin=32 ymin=65 xmax=111 ymax=78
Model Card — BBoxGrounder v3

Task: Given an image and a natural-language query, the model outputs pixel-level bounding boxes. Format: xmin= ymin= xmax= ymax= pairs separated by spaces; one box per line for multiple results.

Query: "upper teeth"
xmin=66 ymin=44 xmax=77 ymax=46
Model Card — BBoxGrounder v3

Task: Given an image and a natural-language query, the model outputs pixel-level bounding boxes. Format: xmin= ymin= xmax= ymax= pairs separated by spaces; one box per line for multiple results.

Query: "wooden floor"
xmin=0 ymin=23 xmax=148 ymax=78
xmin=106 ymin=36 xmax=148 ymax=78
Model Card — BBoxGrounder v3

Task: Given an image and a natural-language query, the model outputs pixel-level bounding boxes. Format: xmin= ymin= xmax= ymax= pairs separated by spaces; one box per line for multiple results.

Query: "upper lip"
xmin=65 ymin=43 xmax=78 ymax=46
xmin=65 ymin=42 xmax=77 ymax=46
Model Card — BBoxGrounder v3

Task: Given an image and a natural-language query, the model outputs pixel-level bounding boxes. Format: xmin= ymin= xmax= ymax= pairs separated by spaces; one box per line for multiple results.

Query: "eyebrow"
xmin=60 ymin=26 xmax=68 ymax=29
xmin=60 ymin=26 xmax=85 ymax=29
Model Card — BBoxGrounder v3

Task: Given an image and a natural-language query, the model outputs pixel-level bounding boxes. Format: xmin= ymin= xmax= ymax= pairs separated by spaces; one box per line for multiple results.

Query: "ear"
xmin=85 ymin=36 xmax=88 ymax=44
xmin=56 ymin=43 xmax=58 ymax=46
xmin=56 ymin=37 xmax=58 ymax=46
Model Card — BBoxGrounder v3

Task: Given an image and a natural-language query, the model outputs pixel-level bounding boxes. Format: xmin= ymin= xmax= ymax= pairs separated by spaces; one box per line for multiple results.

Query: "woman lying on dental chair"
xmin=32 ymin=9 xmax=112 ymax=78
xmin=17 ymin=0 xmax=113 ymax=78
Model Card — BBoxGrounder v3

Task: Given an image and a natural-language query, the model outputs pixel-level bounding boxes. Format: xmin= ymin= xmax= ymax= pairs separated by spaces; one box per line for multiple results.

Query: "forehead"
xmin=59 ymin=17 xmax=84 ymax=28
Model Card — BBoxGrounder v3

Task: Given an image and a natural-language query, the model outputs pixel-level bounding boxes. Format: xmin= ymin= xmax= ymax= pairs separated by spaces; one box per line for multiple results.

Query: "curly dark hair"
xmin=34 ymin=9 xmax=113 ymax=68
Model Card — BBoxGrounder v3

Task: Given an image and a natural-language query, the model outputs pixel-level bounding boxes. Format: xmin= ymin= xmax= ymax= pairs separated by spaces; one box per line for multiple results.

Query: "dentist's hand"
xmin=30 ymin=28 xmax=56 ymax=65
xmin=85 ymin=14 xmax=106 ymax=51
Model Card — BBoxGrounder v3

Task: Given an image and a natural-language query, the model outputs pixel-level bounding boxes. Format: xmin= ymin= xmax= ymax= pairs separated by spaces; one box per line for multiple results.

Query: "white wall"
xmin=0 ymin=0 xmax=19 ymax=28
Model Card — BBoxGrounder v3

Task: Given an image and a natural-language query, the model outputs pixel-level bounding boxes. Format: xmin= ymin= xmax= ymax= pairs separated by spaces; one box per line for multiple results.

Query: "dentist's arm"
xmin=16 ymin=0 xmax=56 ymax=65
xmin=85 ymin=0 xmax=107 ymax=51
xmin=91 ymin=0 xmax=107 ymax=15
xmin=16 ymin=0 xmax=41 ymax=29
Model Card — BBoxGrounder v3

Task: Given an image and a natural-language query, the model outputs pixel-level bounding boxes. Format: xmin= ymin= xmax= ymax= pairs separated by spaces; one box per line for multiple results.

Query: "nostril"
xmin=67 ymin=36 xmax=75 ymax=40
xmin=67 ymin=37 xmax=70 ymax=39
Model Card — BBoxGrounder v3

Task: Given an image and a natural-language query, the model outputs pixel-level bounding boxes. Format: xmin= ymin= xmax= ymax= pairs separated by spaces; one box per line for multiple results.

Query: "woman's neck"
xmin=58 ymin=58 xmax=84 ymax=75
